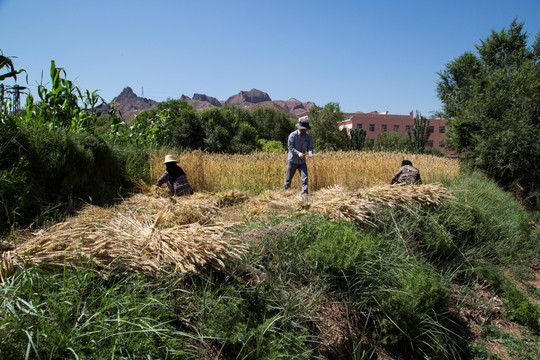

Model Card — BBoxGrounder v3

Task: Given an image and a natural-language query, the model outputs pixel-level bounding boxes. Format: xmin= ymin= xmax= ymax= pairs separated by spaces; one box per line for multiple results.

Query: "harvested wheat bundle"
xmin=3 ymin=203 xmax=246 ymax=278
xmin=243 ymin=190 xmax=309 ymax=219
xmin=1 ymin=251 xmax=14 ymax=283
xmin=117 ymin=192 xmax=220 ymax=226
xmin=307 ymin=185 xmax=376 ymax=225
xmin=242 ymin=184 xmax=453 ymax=225
xmin=362 ymin=183 xmax=454 ymax=207
xmin=216 ymin=190 xmax=250 ymax=208
xmin=0 ymin=240 xmax=15 ymax=252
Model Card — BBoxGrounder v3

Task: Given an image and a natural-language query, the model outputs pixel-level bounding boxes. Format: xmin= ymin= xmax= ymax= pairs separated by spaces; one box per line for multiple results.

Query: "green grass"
xmin=481 ymin=324 xmax=540 ymax=360
xmin=0 ymin=264 xmax=194 ymax=359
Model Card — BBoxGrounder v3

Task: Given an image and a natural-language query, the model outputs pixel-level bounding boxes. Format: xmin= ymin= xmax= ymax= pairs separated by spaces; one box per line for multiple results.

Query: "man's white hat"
xmin=296 ymin=115 xmax=311 ymax=130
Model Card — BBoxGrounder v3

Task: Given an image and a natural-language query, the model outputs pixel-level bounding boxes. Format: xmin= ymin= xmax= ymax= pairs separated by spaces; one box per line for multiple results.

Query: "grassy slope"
xmin=1 ymin=171 xmax=539 ymax=359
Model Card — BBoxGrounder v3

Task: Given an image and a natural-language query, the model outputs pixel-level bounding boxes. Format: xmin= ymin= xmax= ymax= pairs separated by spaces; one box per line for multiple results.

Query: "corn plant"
xmin=24 ymin=60 xmax=106 ymax=131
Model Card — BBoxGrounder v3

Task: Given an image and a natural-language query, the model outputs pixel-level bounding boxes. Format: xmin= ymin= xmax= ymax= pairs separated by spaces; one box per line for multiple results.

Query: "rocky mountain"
xmin=223 ymin=88 xmax=272 ymax=106
xmin=110 ymin=87 xmax=158 ymax=121
xmin=180 ymin=93 xmax=221 ymax=110
xmin=110 ymin=87 xmax=315 ymax=122
xmin=274 ymin=98 xmax=316 ymax=115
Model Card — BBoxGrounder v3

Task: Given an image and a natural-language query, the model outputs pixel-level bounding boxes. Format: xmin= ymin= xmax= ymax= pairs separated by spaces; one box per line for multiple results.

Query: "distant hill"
xmin=109 ymin=87 xmax=158 ymax=121
xmin=109 ymin=87 xmax=315 ymax=122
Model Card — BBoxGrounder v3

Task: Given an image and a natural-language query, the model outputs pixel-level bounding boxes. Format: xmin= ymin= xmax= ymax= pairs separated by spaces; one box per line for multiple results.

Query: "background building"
xmin=338 ymin=111 xmax=450 ymax=154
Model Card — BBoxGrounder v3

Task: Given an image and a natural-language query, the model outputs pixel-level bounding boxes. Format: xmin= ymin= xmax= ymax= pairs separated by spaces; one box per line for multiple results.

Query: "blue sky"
xmin=1 ymin=0 xmax=540 ymax=115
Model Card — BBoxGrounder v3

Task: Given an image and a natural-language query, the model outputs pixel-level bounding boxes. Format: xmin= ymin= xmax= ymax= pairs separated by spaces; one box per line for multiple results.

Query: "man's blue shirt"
xmin=287 ymin=130 xmax=313 ymax=164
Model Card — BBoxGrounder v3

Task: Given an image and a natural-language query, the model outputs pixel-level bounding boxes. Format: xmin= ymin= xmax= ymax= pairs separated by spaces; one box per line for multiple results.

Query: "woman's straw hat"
xmin=163 ymin=154 xmax=178 ymax=163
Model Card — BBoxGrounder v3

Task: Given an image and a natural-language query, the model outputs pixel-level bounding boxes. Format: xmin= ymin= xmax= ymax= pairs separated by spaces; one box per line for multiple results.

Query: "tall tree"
xmin=251 ymin=107 xmax=296 ymax=147
xmin=349 ymin=128 xmax=367 ymax=151
xmin=436 ymin=19 xmax=540 ymax=205
xmin=200 ymin=107 xmax=259 ymax=153
xmin=376 ymin=131 xmax=409 ymax=152
xmin=158 ymin=99 xmax=203 ymax=150
xmin=309 ymin=103 xmax=349 ymax=151
xmin=407 ymin=111 xmax=430 ymax=154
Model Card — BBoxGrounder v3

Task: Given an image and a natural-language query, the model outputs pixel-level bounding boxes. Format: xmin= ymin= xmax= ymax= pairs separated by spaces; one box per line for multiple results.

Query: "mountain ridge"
xmin=111 ymin=87 xmax=315 ymax=121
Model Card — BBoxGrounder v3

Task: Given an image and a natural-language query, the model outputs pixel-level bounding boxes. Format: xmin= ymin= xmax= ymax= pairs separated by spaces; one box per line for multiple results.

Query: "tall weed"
xmin=0 ymin=265 xmax=192 ymax=359
xmin=171 ymin=271 xmax=320 ymax=359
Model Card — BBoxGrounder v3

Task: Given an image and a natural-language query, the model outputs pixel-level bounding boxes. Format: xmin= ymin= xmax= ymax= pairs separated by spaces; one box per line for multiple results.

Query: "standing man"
xmin=284 ymin=116 xmax=313 ymax=195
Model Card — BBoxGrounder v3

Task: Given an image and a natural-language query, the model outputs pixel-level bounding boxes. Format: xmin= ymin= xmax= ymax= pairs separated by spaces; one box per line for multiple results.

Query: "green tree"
xmin=407 ymin=111 xmax=430 ymax=154
xmin=251 ymin=106 xmax=296 ymax=147
xmin=127 ymin=99 xmax=202 ymax=150
xmin=200 ymin=107 xmax=231 ymax=152
xmin=158 ymin=99 xmax=203 ymax=150
xmin=349 ymin=128 xmax=367 ymax=150
xmin=436 ymin=19 xmax=540 ymax=205
xmin=200 ymin=107 xmax=259 ymax=153
xmin=376 ymin=130 xmax=409 ymax=152
xmin=309 ymin=103 xmax=349 ymax=151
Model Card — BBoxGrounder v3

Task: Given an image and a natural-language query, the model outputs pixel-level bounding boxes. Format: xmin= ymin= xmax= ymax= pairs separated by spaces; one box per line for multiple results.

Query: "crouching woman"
xmin=154 ymin=154 xmax=194 ymax=195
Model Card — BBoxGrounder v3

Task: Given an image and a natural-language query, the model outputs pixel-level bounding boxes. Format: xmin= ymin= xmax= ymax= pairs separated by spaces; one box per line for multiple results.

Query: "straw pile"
xmin=306 ymin=185 xmax=376 ymax=225
xmin=117 ymin=192 xmax=221 ymax=226
xmin=241 ymin=183 xmax=453 ymax=225
xmin=2 ymin=201 xmax=246 ymax=279
xmin=1 ymin=183 xmax=454 ymax=280
xmin=364 ymin=183 xmax=455 ymax=207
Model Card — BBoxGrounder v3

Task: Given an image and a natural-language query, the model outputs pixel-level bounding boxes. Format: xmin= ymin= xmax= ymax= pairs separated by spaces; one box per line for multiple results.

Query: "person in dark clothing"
xmin=391 ymin=160 xmax=422 ymax=185
xmin=154 ymin=154 xmax=194 ymax=195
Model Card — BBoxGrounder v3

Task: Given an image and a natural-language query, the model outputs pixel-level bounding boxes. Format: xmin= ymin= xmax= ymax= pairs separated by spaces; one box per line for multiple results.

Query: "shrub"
xmin=0 ymin=116 xmax=37 ymax=229
xmin=258 ymin=139 xmax=285 ymax=153
xmin=305 ymin=220 xmax=376 ymax=275
xmin=280 ymin=216 xmax=455 ymax=357
xmin=444 ymin=172 xmax=539 ymax=268
xmin=0 ymin=120 xmax=145 ymax=233
xmin=376 ymin=260 xmax=450 ymax=351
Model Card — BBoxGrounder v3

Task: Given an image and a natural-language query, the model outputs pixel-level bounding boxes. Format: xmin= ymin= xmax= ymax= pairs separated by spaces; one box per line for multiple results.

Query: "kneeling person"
xmin=155 ymin=154 xmax=194 ymax=195
xmin=391 ymin=160 xmax=422 ymax=185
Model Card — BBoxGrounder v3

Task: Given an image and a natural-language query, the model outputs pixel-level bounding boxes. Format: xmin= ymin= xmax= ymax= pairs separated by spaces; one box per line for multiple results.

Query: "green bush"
xmin=0 ymin=117 xmax=40 ymax=230
xmin=504 ymin=286 xmax=540 ymax=333
xmin=376 ymin=260 xmax=449 ymax=350
xmin=258 ymin=139 xmax=285 ymax=153
xmin=278 ymin=216 xmax=455 ymax=357
xmin=445 ymin=172 xmax=539 ymax=267
xmin=306 ymin=220 xmax=376 ymax=273
xmin=0 ymin=119 xmax=146 ymax=233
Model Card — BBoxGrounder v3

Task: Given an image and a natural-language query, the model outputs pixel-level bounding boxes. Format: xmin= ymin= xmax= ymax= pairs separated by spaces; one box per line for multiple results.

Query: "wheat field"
xmin=150 ymin=150 xmax=460 ymax=193
xmin=1 ymin=150 xmax=460 ymax=280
